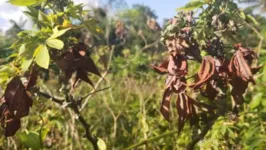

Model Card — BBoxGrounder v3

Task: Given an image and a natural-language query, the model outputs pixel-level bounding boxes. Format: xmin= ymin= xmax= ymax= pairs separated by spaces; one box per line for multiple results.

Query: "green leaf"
xmin=0 ymin=75 xmax=9 ymax=84
xmin=34 ymin=45 xmax=50 ymax=69
xmin=46 ymin=38 xmax=64 ymax=50
xmin=239 ymin=11 xmax=246 ymax=20
xmin=0 ymin=65 xmax=16 ymax=75
xmin=262 ymin=97 xmax=266 ymax=107
xmin=246 ymin=14 xmax=259 ymax=25
xmin=50 ymin=27 xmax=71 ymax=39
xmin=17 ymin=131 xmax=41 ymax=150
xmin=200 ymin=50 xmax=208 ymax=56
xmin=250 ymin=93 xmax=263 ymax=109
xmin=21 ymin=59 xmax=33 ymax=72
xmin=40 ymin=127 xmax=49 ymax=142
xmin=97 ymin=138 xmax=106 ymax=150
xmin=8 ymin=0 xmax=46 ymax=6
xmin=177 ymin=0 xmax=205 ymax=11
xmin=19 ymin=44 xmax=26 ymax=56
xmin=8 ymin=53 xmax=18 ymax=59
xmin=38 ymin=10 xmax=50 ymax=23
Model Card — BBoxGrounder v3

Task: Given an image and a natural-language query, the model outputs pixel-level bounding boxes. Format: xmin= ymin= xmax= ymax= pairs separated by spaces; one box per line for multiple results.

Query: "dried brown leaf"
xmin=235 ymin=51 xmax=254 ymax=83
xmin=25 ymin=65 xmax=38 ymax=90
xmin=205 ymin=81 xmax=218 ymax=100
xmin=189 ymin=56 xmax=215 ymax=89
xmin=5 ymin=119 xmax=21 ymax=137
xmin=4 ymin=77 xmax=33 ymax=119
xmin=168 ymin=55 xmax=187 ymax=76
xmin=151 ymin=60 xmax=169 ymax=75
xmin=176 ymin=93 xmax=187 ymax=133
xmin=0 ymin=77 xmax=33 ymax=137
xmin=73 ymin=69 xmax=94 ymax=88
xmin=77 ymin=56 xmax=101 ymax=77
xmin=230 ymin=76 xmax=248 ymax=105
xmin=251 ymin=65 xmax=263 ymax=74
xmin=160 ymin=88 xmax=172 ymax=122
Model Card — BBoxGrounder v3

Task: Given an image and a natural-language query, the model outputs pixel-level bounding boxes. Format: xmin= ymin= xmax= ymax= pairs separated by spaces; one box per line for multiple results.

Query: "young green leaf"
xmin=176 ymin=0 xmax=205 ymax=11
xmin=250 ymin=93 xmax=263 ymax=109
xmin=8 ymin=0 xmax=46 ymax=6
xmin=246 ymin=14 xmax=259 ymax=25
xmin=21 ymin=59 xmax=33 ymax=72
xmin=50 ymin=28 xmax=71 ymax=39
xmin=239 ymin=11 xmax=246 ymax=20
xmin=17 ymin=131 xmax=41 ymax=150
xmin=19 ymin=44 xmax=26 ymax=56
xmin=97 ymin=138 xmax=107 ymax=150
xmin=46 ymin=39 xmax=64 ymax=50
xmin=38 ymin=10 xmax=50 ymax=23
xmin=34 ymin=45 xmax=50 ymax=69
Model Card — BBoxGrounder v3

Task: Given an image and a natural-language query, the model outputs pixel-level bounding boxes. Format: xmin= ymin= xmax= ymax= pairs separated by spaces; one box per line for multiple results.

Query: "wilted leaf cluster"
xmin=0 ymin=67 xmax=38 ymax=136
xmin=152 ymin=10 xmax=261 ymax=133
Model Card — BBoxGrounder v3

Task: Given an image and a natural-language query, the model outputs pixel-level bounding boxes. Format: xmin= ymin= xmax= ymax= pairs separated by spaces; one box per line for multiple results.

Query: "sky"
xmin=0 ymin=0 xmax=189 ymax=33
xmin=126 ymin=0 xmax=189 ymax=22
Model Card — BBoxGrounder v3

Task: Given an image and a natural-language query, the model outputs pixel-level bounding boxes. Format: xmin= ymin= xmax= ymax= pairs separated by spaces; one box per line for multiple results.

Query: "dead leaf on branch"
xmin=0 ymin=76 xmax=33 ymax=136
xmin=4 ymin=77 xmax=33 ymax=119
xmin=229 ymin=50 xmax=254 ymax=83
xmin=230 ymin=76 xmax=248 ymax=105
xmin=167 ymin=54 xmax=188 ymax=76
xmin=150 ymin=60 xmax=169 ymax=75
xmin=151 ymin=52 xmax=213 ymax=132
xmin=56 ymin=43 xmax=101 ymax=88
xmin=229 ymin=45 xmax=261 ymax=105
xmin=72 ymin=69 xmax=94 ymax=88
xmin=176 ymin=93 xmax=213 ymax=133
xmin=160 ymin=88 xmax=172 ymax=122
xmin=189 ymin=56 xmax=216 ymax=89
xmin=24 ymin=65 xmax=39 ymax=90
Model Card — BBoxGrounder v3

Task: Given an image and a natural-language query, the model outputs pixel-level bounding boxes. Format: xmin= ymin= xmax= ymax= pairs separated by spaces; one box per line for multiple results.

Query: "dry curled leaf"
xmin=160 ymin=88 xmax=172 ymax=122
xmin=190 ymin=56 xmax=216 ymax=89
xmin=72 ymin=69 xmax=94 ymax=88
xmin=150 ymin=60 xmax=169 ymax=75
xmin=168 ymin=54 xmax=188 ymax=76
xmin=228 ymin=46 xmax=261 ymax=105
xmin=229 ymin=50 xmax=254 ymax=83
xmin=25 ymin=65 xmax=39 ymax=90
xmin=176 ymin=93 xmax=213 ymax=133
xmin=0 ymin=76 xmax=33 ymax=136
xmin=230 ymin=76 xmax=248 ymax=104
xmin=56 ymin=43 xmax=101 ymax=88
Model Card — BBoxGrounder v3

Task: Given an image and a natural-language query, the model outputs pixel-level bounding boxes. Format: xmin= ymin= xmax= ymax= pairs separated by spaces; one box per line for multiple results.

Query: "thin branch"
xmin=38 ymin=115 xmax=45 ymax=149
xmin=37 ymin=90 xmax=64 ymax=105
xmin=79 ymin=86 xmax=110 ymax=101
xmin=80 ymin=71 xmax=108 ymax=110
xmin=242 ymin=21 xmax=263 ymax=40
xmin=37 ymin=88 xmax=98 ymax=149
xmin=242 ymin=21 xmax=264 ymax=65
xmin=68 ymin=97 xmax=98 ymax=150
xmin=81 ymin=46 xmax=115 ymax=110
xmin=141 ymin=40 xmax=160 ymax=51
xmin=124 ymin=130 xmax=179 ymax=150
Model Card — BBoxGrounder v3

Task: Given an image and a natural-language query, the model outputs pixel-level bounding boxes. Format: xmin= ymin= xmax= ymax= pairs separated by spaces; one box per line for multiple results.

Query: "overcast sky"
xmin=0 ymin=0 xmax=221 ymax=33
